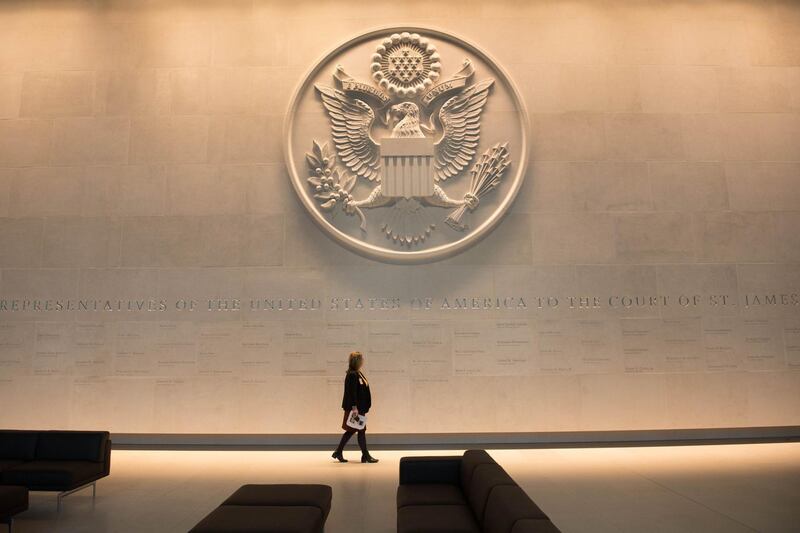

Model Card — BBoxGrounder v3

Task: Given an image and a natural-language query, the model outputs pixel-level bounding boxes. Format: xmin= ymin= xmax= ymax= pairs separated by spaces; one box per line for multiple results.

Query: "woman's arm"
xmin=346 ymin=373 xmax=359 ymax=414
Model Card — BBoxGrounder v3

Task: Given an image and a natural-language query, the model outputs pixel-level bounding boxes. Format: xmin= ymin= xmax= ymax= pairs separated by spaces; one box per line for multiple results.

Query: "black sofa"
xmin=397 ymin=450 xmax=560 ymax=533
xmin=191 ymin=484 xmax=332 ymax=533
xmin=0 ymin=430 xmax=112 ymax=510
xmin=0 ymin=486 xmax=28 ymax=532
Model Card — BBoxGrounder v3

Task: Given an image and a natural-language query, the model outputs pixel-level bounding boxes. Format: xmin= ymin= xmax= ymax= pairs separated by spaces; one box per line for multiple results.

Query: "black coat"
xmin=341 ymin=371 xmax=371 ymax=414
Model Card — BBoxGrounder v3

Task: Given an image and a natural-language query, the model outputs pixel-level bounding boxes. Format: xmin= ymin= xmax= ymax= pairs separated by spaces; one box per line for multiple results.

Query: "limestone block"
xmin=132 ymin=21 xmax=212 ymax=67
xmin=531 ymin=112 xmax=606 ymax=161
xmin=51 ymin=117 xmax=130 ymax=165
xmin=0 ymin=218 xmax=43 ymax=268
xmin=208 ymin=115 xmax=282 ymax=164
xmin=719 ymin=67 xmax=797 ymax=112
xmin=605 ymin=113 xmax=684 ymax=161
xmin=10 ymin=167 xmax=84 ymax=217
xmin=164 ymin=164 xmax=247 ymax=216
xmin=681 ymin=113 xmax=725 ymax=161
xmin=639 ymin=66 xmax=719 ymax=113
xmin=675 ymin=18 xmax=749 ymax=66
xmin=774 ymin=211 xmax=800 ymax=262
xmin=692 ymin=211 xmax=778 ymax=263
xmin=573 ymin=265 xmax=659 ymax=319
xmin=531 ymin=212 xmax=617 ymax=264
xmin=649 ymin=162 xmax=728 ymax=211
xmin=130 ymin=116 xmax=209 ymax=163
xmin=0 ymin=269 xmax=79 ymax=321
xmin=656 ymin=264 xmax=739 ymax=318
xmin=94 ymin=69 xmax=169 ymax=116
xmin=737 ymin=264 xmax=800 ymax=319
xmin=0 ymin=120 xmax=52 ymax=167
xmin=43 ymin=216 xmax=122 ymax=268
xmin=444 ymin=213 xmax=533 ymax=266
xmin=21 ymin=71 xmax=94 ymax=117
xmin=725 ymin=162 xmax=800 ymax=211
xmin=0 ymin=73 xmax=22 ymax=118
xmin=615 ymin=213 xmax=695 ymax=263
xmin=578 ymin=373 xmax=667 ymax=430
xmin=245 ymin=164 xmax=297 ymax=215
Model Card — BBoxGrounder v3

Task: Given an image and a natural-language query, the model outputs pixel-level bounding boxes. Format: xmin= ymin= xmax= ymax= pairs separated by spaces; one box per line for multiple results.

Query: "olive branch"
xmin=306 ymin=140 xmax=366 ymax=231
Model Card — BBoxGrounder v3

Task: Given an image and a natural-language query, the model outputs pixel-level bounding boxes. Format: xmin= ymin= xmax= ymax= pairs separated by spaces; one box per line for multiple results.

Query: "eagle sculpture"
xmin=307 ymin=32 xmax=509 ymax=247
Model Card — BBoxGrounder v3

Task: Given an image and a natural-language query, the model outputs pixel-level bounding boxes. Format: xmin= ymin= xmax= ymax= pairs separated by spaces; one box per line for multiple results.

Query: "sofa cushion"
xmin=0 ymin=431 xmax=38 ymax=460
xmin=397 ymin=504 xmax=480 ymax=533
xmin=0 ymin=485 xmax=29 ymax=517
xmin=190 ymin=505 xmax=324 ymax=533
xmin=483 ymin=485 xmax=549 ymax=533
xmin=1 ymin=460 xmax=105 ymax=489
xmin=222 ymin=484 xmax=332 ymax=519
xmin=511 ymin=519 xmax=561 ymax=533
xmin=397 ymin=484 xmax=466 ymax=508
xmin=0 ymin=460 xmax=24 ymax=472
xmin=400 ymin=456 xmax=462 ymax=485
xmin=466 ymin=464 xmax=516 ymax=524
xmin=35 ymin=431 xmax=108 ymax=462
xmin=459 ymin=450 xmax=496 ymax=494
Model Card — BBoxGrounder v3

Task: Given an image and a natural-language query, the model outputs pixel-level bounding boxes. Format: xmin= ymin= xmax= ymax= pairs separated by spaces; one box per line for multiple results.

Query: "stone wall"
xmin=0 ymin=0 xmax=798 ymax=434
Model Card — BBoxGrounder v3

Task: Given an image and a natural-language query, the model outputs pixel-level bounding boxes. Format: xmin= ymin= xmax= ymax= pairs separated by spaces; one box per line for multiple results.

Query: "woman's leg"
xmin=357 ymin=429 xmax=367 ymax=455
xmin=357 ymin=429 xmax=378 ymax=462
xmin=334 ymin=410 xmax=355 ymax=459
xmin=335 ymin=429 xmax=355 ymax=455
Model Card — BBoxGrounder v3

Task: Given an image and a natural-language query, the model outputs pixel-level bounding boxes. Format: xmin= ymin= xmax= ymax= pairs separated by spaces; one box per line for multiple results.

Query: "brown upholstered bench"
xmin=397 ymin=450 xmax=560 ymax=533
xmin=0 ymin=430 xmax=111 ymax=511
xmin=190 ymin=484 xmax=332 ymax=533
xmin=0 ymin=486 xmax=28 ymax=532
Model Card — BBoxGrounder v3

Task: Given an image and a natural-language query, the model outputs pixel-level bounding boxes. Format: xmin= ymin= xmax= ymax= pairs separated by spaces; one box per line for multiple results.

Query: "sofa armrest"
xmin=399 ymin=456 xmax=462 ymax=485
xmin=103 ymin=439 xmax=112 ymax=476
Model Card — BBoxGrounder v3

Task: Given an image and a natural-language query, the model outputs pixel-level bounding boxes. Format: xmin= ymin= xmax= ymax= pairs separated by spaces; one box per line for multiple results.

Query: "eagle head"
xmin=389 ymin=101 xmax=420 ymax=121
xmin=386 ymin=102 xmax=424 ymax=138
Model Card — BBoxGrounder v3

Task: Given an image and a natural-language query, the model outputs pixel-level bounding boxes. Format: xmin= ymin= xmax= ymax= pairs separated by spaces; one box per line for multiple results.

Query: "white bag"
xmin=345 ymin=411 xmax=367 ymax=430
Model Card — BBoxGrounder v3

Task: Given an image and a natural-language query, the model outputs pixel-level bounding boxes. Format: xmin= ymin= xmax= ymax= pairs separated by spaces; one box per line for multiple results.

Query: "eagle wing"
xmin=315 ymin=85 xmax=380 ymax=182
xmin=434 ymin=79 xmax=494 ymax=181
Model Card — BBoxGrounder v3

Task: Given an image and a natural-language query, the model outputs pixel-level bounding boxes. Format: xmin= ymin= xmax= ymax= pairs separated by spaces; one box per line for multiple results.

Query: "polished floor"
xmin=10 ymin=443 xmax=800 ymax=532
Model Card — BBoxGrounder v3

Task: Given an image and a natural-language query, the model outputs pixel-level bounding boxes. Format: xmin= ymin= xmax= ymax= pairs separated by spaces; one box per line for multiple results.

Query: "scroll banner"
xmin=340 ymin=80 xmax=390 ymax=105
xmin=421 ymin=76 xmax=470 ymax=107
xmin=421 ymin=59 xmax=475 ymax=107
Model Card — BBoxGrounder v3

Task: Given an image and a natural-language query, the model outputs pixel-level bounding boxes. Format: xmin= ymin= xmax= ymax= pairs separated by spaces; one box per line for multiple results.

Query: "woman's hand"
xmin=351 ymin=407 xmax=359 ymax=416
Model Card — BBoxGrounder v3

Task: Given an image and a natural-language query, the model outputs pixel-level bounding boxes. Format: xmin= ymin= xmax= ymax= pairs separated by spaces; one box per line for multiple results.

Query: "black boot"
xmin=333 ymin=431 xmax=354 ymax=462
xmin=357 ymin=431 xmax=378 ymax=463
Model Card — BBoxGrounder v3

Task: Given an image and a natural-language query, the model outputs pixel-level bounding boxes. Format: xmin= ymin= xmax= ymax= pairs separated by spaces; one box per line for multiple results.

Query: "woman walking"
xmin=332 ymin=351 xmax=378 ymax=463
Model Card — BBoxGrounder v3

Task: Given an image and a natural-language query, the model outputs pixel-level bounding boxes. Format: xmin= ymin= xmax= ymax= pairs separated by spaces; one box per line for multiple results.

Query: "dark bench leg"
xmin=1 ymin=517 xmax=12 ymax=533
xmin=56 ymin=481 xmax=97 ymax=512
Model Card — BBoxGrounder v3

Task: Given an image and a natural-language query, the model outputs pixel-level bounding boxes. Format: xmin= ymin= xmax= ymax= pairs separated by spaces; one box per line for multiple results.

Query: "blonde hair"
xmin=348 ymin=351 xmax=363 ymax=372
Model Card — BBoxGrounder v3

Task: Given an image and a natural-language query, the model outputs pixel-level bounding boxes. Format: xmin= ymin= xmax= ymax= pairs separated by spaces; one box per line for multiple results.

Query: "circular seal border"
xmin=283 ymin=25 xmax=530 ymax=264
